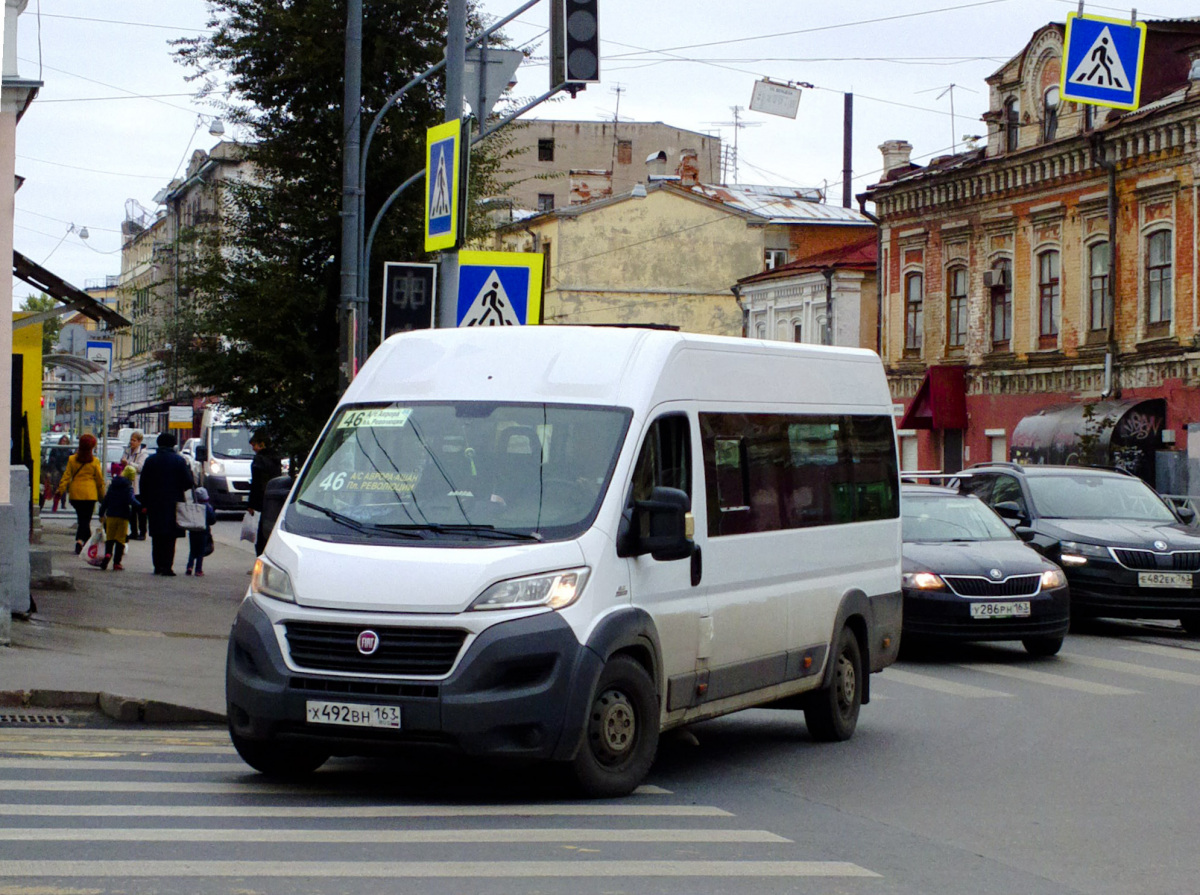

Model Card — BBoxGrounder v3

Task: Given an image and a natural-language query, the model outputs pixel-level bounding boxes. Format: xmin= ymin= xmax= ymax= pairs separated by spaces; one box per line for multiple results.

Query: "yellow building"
xmin=11 ymin=312 xmax=43 ymax=490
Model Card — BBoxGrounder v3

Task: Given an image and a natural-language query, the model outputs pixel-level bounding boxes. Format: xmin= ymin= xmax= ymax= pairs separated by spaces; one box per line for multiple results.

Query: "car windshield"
xmin=211 ymin=426 xmax=254 ymax=459
xmin=1026 ymin=473 xmax=1177 ymax=521
xmin=902 ymin=494 xmax=1015 ymax=542
xmin=284 ymin=401 xmax=632 ymax=544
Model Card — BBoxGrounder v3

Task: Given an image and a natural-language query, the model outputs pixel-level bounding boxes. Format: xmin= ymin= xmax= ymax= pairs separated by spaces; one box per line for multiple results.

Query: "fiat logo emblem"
xmin=989 ymin=568 xmax=1003 ymax=580
xmin=1154 ymin=540 xmax=1168 ymax=552
xmin=356 ymin=630 xmax=379 ymax=655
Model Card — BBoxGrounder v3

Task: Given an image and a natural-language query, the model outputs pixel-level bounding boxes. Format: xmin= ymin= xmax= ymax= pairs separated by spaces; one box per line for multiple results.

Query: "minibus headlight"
xmin=470 ymin=568 xmax=590 ymax=611
xmin=1041 ymin=568 xmax=1067 ymax=589
xmin=251 ymin=557 xmax=296 ymax=603
xmin=208 ymin=458 xmax=225 ymax=476
xmin=902 ymin=571 xmax=946 ymax=590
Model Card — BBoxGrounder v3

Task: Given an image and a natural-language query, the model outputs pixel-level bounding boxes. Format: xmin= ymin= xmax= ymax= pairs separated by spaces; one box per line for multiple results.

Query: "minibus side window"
xmin=630 ymin=415 xmax=692 ymax=503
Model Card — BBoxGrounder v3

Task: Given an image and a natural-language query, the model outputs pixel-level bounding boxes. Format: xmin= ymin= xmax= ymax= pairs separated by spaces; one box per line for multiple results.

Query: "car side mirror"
xmin=1014 ymin=526 xmax=1037 ymax=543
xmin=620 ymin=486 xmax=694 ymax=561
xmin=1175 ymin=505 xmax=1196 ymax=524
xmin=993 ymin=500 xmax=1026 ymax=522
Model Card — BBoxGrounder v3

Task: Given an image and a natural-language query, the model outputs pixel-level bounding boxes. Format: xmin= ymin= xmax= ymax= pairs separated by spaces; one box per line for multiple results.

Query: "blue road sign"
xmin=456 ymin=251 xmax=543 ymax=327
xmin=1060 ymin=13 xmax=1146 ymax=110
xmin=424 ymin=120 xmax=462 ymax=252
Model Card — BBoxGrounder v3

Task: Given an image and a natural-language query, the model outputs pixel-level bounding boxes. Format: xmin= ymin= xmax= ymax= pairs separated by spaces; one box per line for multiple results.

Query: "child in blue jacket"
xmin=97 ymin=465 xmax=140 ymax=570
xmin=186 ymin=487 xmax=217 ymax=577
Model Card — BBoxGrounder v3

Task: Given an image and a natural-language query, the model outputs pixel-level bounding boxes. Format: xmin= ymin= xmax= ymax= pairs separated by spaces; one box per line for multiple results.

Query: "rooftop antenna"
xmin=917 ymin=83 xmax=978 ymax=153
xmin=707 ymin=105 xmax=762 ymax=183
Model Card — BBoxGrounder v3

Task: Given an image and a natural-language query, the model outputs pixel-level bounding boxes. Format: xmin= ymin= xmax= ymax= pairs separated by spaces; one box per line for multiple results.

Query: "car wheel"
xmin=1180 ymin=614 xmax=1200 ymax=635
xmin=1022 ymin=635 xmax=1064 ymax=657
xmin=229 ymin=727 xmax=328 ymax=778
xmin=805 ymin=626 xmax=862 ymax=742
xmin=571 ymin=655 xmax=659 ymax=798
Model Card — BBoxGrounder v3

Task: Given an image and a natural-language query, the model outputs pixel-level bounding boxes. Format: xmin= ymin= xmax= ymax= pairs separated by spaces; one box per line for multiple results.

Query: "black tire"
xmin=1180 ymin=614 xmax=1200 ymax=635
xmin=1022 ymin=635 xmax=1064 ymax=657
xmin=571 ymin=655 xmax=659 ymax=798
xmin=229 ymin=727 xmax=328 ymax=778
xmin=805 ymin=626 xmax=863 ymax=742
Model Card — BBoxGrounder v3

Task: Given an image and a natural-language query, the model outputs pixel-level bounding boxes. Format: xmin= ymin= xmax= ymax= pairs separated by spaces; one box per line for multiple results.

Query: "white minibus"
xmin=226 ymin=326 xmax=902 ymax=796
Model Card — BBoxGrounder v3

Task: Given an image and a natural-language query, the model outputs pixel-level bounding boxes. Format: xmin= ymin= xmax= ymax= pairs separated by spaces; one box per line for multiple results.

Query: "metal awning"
xmin=898 ymin=366 xmax=967 ymax=430
xmin=12 ymin=250 xmax=131 ymax=330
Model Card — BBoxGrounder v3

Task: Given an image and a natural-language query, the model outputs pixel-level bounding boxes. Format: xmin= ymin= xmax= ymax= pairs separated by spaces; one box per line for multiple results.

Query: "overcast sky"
xmin=11 ymin=0 xmax=1198 ymax=303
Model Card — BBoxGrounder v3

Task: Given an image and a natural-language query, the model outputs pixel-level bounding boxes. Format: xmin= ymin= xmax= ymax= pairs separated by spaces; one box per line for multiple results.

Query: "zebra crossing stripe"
xmin=1061 ymin=653 xmax=1200 ymax=685
xmin=880 ymin=667 xmax=1012 ymax=697
xmin=962 ymin=664 xmax=1138 ymax=696
xmin=0 ymin=804 xmax=732 ymax=818
xmin=0 ymin=860 xmax=880 ymax=878
xmin=1121 ymin=643 xmax=1200 ymax=664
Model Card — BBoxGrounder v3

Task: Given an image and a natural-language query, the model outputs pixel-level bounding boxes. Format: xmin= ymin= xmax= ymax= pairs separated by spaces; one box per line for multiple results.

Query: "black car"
xmin=955 ymin=463 xmax=1200 ymax=633
xmin=901 ymin=485 xmax=1070 ymax=655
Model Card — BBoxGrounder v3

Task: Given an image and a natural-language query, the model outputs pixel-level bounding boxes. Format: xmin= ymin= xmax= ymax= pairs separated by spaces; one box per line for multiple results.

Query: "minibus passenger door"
xmin=619 ymin=412 xmax=709 ymax=712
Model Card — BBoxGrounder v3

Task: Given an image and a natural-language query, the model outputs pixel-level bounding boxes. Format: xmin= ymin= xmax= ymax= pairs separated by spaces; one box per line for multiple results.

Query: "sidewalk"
xmin=1 ymin=512 xmax=259 ymax=722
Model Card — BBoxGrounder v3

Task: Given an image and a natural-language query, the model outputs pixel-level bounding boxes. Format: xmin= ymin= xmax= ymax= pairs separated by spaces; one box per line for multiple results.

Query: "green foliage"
xmin=170 ymin=0 xmax=516 ymax=461
xmin=18 ymin=293 xmax=62 ymax=356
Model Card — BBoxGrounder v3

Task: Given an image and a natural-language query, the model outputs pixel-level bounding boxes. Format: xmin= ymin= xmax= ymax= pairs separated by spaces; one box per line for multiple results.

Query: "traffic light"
xmin=550 ymin=0 xmax=600 ymax=87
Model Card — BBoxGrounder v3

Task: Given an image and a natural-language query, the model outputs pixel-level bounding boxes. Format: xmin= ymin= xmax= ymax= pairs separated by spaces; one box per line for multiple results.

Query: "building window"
xmin=1146 ymin=230 xmax=1172 ymax=325
xmin=1038 ymin=249 xmax=1060 ymax=339
xmin=1005 ymin=98 xmax=1020 ymax=152
xmin=764 ymin=249 xmax=788 ymax=270
xmin=541 ymin=239 xmax=551 ymax=291
xmin=616 ymin=139 xmax=632 ymax=165
xmin=904 ymin=272 xmax=924 ymax=353
xmin=755 ymin=323 xmax=766 ymax=339
xmin=537 ymin=193 xmax=555 ymax=213
xmin=989 ymin=259 xmax=1012 ymax=346
xmin=793 ymin=323 xmax=802 ymax=343
xmin=947 ymin=266 xmax=967 ymax=349
xmin=1088 ymin=242 xmax=1110 ymax=331
xmin=537 ymin=138 xmax=554 ymax=162
xmin=1042 ymin=87 xmax=1059 ymax=142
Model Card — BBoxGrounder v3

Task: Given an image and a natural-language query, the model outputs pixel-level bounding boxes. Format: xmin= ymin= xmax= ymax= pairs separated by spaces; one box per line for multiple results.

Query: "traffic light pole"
xmin=337 ymin=0 xmax=363 ymax=392
xmin=437 ymin=0 xmax=467 ymax=330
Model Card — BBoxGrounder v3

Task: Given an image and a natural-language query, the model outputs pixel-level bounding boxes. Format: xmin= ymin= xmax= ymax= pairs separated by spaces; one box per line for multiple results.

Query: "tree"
xmin=172 ymin=0 xmax=513 ymax=461
xmin=18 ymin=293 xmax=63 ymax=356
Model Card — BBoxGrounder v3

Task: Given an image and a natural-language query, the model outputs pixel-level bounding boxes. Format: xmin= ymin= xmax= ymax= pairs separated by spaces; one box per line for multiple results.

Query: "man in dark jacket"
xmin=247 ymin=428 xmax=282 ymax=557
xmin=138 ymin=432 xmax=195 ymax=576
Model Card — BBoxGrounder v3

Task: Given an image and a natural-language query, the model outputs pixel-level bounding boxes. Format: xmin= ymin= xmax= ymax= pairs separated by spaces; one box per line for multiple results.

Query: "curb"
xmin=0 ymin=689 xmax=225 ymax=725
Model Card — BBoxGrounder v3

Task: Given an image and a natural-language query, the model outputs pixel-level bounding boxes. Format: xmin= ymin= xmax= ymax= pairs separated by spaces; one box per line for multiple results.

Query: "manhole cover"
xmin=0 ymin=712 xmax=72 ymax=726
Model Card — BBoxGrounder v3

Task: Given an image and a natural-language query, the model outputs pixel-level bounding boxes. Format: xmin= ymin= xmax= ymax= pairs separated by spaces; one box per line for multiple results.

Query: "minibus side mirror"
xmin=195 ymin=445 xmax=208 ymax=462
xmin=617 ymin=486 xmax=694 ymax=561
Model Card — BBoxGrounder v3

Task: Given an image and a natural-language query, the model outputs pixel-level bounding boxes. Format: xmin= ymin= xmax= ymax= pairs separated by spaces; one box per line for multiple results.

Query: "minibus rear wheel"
xmin=572 ymin=655 xmax=660 ymax=798
xmin=229 ymin=729 xmax=329 ymax=778
xmin=804 ymin=626 xmax=862 ymax=742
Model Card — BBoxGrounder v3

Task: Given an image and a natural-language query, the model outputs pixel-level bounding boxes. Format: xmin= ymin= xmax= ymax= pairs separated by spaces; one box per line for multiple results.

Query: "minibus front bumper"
xmin=225 ymin=597 xmax=600 ymax=761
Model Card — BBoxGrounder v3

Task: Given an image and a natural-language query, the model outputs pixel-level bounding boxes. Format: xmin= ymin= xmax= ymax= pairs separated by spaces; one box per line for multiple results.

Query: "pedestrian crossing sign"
xmin=456 ymin=251 xmax=543 ymax=327
xmin=1060 ymin=12 xmax=1146 ymax=111
xmin=424 ymin=119 xmax=462 ymax=252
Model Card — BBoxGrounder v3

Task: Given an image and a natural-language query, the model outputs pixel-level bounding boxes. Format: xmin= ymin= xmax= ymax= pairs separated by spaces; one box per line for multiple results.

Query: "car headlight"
xmin=902 ymin=571 xmax=946 ymax=590
xmin=1040 ymin=568 xmax=1067 ymax=589
xmin=469 ymin=568 xmax=590 ymax=611
xmin=208 ymin=458 xmax=225 ymax=476
xmin=251 ymin=557 xmax=296 ymax=603
xmin=1059 ymin=540 xmax=1108 ymax=565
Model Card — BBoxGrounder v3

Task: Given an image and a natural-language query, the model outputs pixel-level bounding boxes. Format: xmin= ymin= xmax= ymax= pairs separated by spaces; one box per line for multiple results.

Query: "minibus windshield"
xmin=285 ymin=402 xmax=632 ymax=544
xmin=211 ymin=425 xmax=255 ymax=459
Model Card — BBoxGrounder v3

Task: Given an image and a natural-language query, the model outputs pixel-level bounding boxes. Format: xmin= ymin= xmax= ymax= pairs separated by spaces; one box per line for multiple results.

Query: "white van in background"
xmin=225 ymin=327 xmax=903 ymax=796
xmin=195 ymin=405 xmax=257 ymax=512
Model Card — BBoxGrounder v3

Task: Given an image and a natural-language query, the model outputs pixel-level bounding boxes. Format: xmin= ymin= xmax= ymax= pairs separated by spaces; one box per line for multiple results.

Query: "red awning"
xmin=898 ymin=366 xmax=966 ymax=430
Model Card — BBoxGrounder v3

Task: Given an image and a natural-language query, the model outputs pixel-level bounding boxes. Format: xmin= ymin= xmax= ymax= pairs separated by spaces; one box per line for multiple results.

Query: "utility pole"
xmin=437 ymin=0 xmax=467 ymax=329
xmin=842 ymin=92 xmax=853 ymax=208
xmin=337 ymin=0 xmax=362 ymax=392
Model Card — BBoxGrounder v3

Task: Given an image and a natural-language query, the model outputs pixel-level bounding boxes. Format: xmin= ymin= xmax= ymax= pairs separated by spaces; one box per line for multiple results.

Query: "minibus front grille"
xmin=284 ymin=622 xmax=466 ymax=676
xmin=942 ymin=574 xmax=1041 ymax=597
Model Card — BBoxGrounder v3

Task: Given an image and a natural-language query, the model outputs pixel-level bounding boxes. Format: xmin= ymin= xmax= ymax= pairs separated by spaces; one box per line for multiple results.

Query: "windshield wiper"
xmin=376 ymin=522 xmax=542 ymax=541
xmin=296 ymin=499 xmax=423 ymax=539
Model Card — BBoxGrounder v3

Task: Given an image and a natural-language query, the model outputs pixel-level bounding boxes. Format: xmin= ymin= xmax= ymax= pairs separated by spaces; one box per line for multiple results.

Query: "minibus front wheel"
xmin=571 ymin=655 xmax=660 ymax=798
xmin=229 ymin=728 xmax=329 ymax=778
xmin=804 ymin=626 xmax=862 ymax=742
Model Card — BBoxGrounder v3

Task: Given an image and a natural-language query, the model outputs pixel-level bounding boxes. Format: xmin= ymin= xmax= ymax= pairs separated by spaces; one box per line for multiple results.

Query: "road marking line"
xmin=1061 ymin=653 xmax=1200 ymax=685
xmin=963 ymin=664 xmax=1139 ymax=696
xmin=0 ymin=780 xmax=681 ymax=797
xmin=0 ymin=804 xmax=733 ymax=818
xmin=1122 ymin=643 xmax=1200 ymax=664
xmin=0 ymin=745 xmax=234 ymax=756
xmin=879 ymin=667 xmax=1012 ymax=698
xmin=0 ymin=729 xmax=228 ymax=740
xmin=0 ymin=860 xmax=878 ymax=878
xmin=0 ymin=827 xmax=788 ymax=843
xmin=0 ymin=759 xmax=249 ymax=772
xmin=635 ymin=784 xmax=672 ymax=795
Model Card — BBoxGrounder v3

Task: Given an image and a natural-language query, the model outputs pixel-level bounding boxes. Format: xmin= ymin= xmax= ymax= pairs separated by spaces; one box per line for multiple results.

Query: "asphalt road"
xmin=2 ymin=618 xmax=1196 ymax=894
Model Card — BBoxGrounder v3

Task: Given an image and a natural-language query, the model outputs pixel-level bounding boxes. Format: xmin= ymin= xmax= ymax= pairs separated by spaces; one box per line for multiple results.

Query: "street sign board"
xmin=85 ymin=340 xmax=113 ymax=372
xmin=424 ymin=119 xmax=463 ymax=252
xmin=381 ymin=262 xmax=437 ymax=340
xmin=168 ymin=405 xmax=193 ymax=431
xmin=464 ymin=47 xmax=524 ymax=122
xmin=1060 ymin=12 xmax=1146 ymax=110
xmin=456 ymin=251 xmax=543 ymax=327
xmin=750 ymin=79 xmax=802 ymax=119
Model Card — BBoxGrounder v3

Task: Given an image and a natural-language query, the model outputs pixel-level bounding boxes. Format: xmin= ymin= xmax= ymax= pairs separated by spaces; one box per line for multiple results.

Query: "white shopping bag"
xmin=240 ymin=511 xmax=258 ymax=544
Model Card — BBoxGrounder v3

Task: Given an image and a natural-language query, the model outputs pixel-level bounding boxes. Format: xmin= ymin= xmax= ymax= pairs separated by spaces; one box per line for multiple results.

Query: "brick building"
xmin=864 ymin=18 xmax=1200 ymax=490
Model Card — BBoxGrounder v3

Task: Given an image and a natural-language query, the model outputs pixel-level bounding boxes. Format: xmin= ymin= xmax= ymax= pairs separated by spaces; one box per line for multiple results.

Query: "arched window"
xmin=946 ymin=266 xmax=967 ymax=349
xmin=1038 ymin=249 xmax=1060 ymax=342
xmin=1042 ymin=87 xmax=1059 ymax=142
xmin=1088 ymin=242 xmax=1110 ymax=331
xmin=904 ymin=272 xmax=924 ymax=353
xmin=1146 ymin=230 xmax=1173 ymax=325
xmin=793 ymin=322 xmax=802 ymax=343
xmin=1005 ymin=98 xmax=1020 ymax=152
xmin=989 ymin=259 xmax=1012 ymax=346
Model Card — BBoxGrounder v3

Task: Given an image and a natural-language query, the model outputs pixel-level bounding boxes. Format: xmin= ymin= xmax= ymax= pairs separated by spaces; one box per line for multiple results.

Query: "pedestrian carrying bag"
xmin=82 ymin=528 xmax=105 ymax=568
xmin=240 ymin=512 xmax=257 ymax=544
xmin=176 ymin=490 xmax=207 ymax=532
xmin=203 ymin=530 xmax=215 ymax=557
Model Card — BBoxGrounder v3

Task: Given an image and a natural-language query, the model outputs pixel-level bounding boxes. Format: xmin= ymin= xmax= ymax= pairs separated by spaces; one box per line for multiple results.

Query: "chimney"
xmin=677 ymin=148 xmax=700 ymax=187
xmin=645 ymin=150 xmax=667 ymax=179
xmin=878 ymin=140 xmax=913 ymax=178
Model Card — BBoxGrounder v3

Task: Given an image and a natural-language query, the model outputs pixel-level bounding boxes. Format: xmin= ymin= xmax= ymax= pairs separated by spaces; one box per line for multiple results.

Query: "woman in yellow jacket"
xmin=57 ymin=433 xmax=106 ymax=554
